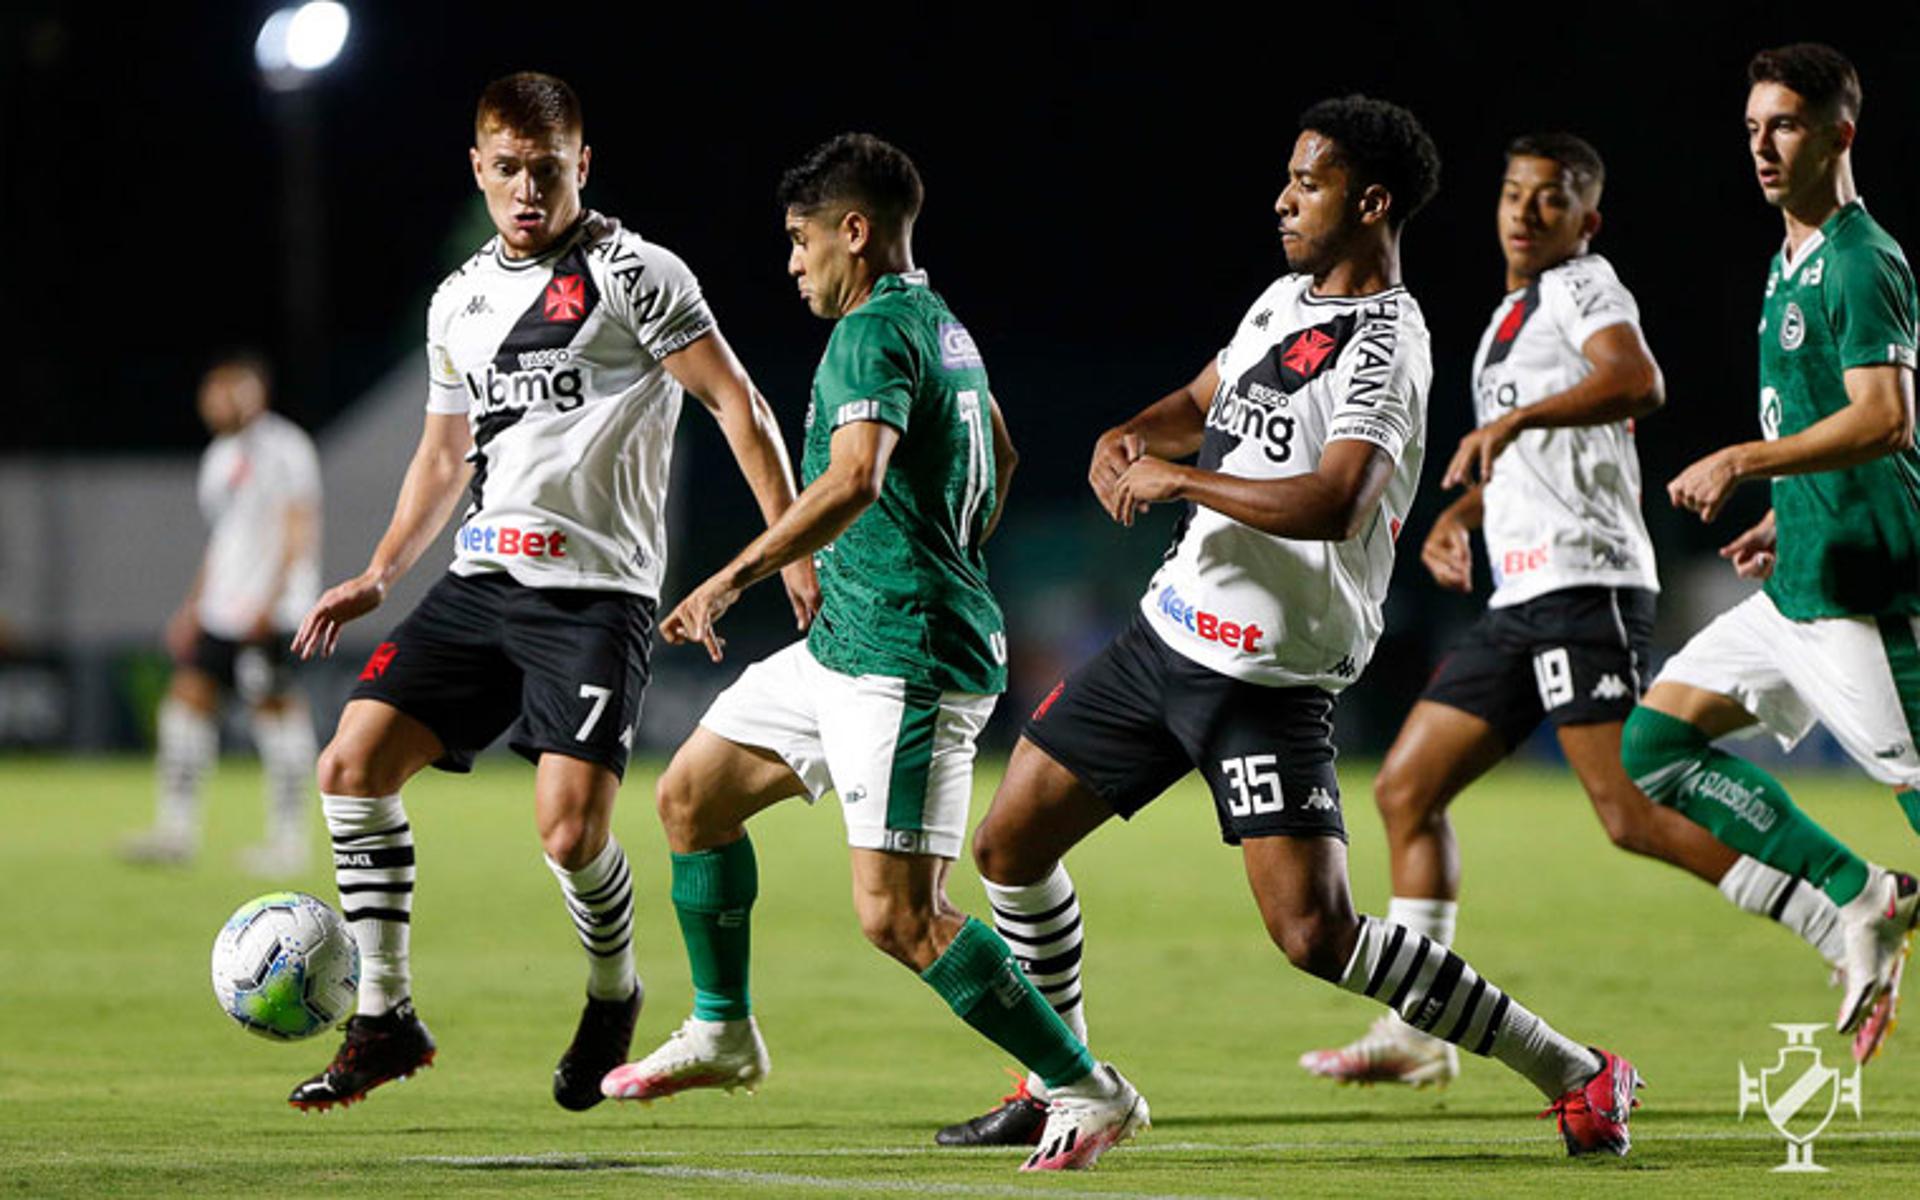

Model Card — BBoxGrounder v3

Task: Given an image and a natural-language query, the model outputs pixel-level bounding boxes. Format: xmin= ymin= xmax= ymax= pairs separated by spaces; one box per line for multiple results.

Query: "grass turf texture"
xmin=2 ymin=755 xmax=1916 ymax=1197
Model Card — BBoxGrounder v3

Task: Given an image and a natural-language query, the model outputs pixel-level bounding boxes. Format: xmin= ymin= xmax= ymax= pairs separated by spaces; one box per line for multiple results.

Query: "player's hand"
xmin=662 ymin=575 xmax=741 ymax=662
xmin=1719 ymin=511 xmax=1778 ymax=580
xmin=1668 ymin=446 xmax=1747 ymax=523
xmin=1443 ymin=415 xmax=1520 ymax=489
xmin=292 ymin=572 xmax=386 ymax=660
xmin=779 ymin=558 xmax=821 ymax=632
xmin=1112 ymin=456 xmax=1185 ymax=528
xmin=164 ymin=607 xmax=199 ymax=665
xmin=1089 ymin=429 xmax=1146 ymax=521
xmin=1420 ymin=513 xmax=1474 ymax=593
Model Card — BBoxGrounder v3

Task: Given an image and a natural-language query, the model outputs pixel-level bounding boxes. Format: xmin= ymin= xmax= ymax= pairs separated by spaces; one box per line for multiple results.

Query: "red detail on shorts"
xmin=544 ymin=274 xmax=586 ymax=322
xmin=1390 ymin=517 xmax=1403 ymax=541
xmin=360 ymin=642 xmax=398 ymax=681
xmin=1032 ymin=680 xmax=1065 ymax=721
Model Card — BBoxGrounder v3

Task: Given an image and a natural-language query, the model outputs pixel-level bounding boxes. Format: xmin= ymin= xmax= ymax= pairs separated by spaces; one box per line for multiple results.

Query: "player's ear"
xmin=1358 ymin=183 xmax=1392 ymax=227
xmin=1832 ymin=118 xmax=1857 ymax=156
xmin=469 ymin=145 xmax=485 ymax=190
xmin=577 ymin=143 xmax=592 ymax=187
xmin=842 ymin=208 xmax=870 ymax=254
xmin=1582 ymin=207 xmax=1603 ymax=241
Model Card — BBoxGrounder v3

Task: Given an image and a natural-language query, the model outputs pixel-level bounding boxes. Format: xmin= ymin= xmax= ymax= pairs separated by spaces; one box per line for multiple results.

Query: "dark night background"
xmin=4 ymin=2 xmax=1918 ymax=749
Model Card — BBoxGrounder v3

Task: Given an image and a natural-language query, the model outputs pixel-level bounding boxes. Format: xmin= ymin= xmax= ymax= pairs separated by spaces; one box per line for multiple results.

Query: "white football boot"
xmin=1298 ymin=1014 xmax=1460 ymax=1086
xmin=1835 ymin=868 xmax=1920 ymax=1035
xmin=601 ymin=1015 xmax=769 ymax=1103
xmin=1021 ymin=1063 xmax=1149 ymax=1171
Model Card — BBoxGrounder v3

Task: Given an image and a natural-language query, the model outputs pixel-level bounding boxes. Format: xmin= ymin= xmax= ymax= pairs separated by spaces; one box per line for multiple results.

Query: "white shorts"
xmin=1656 ymin=590 xmax=1920 ymax=789
xmin=699 ymin=641 xmax=997 ymax=859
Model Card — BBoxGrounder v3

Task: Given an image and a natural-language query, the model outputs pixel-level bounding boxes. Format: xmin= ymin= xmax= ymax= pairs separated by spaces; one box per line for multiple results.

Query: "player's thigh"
xmin=504 ymin=586 xmax=655 ymax=781
xmin=319 ymin=698 xmax=445 ymax=796
xmin=1776 ymin=610 xmax=1920 ymax=788
xmin=1374 ymin=701 xmax=1509 ymax=820
xmin=817 ymin=668 xmax=996 ymax=862
xmin=655 ymin=728 xmax=809 ymax=853
xmin=533 ymin=753 xmax=623 ymax=865
xmin=1647 ymin=592 xmax=1797 ymax=739
xmin=971 ymin=736 xmax=1119 ymax=884
xmin=1175 ymin=671 xmax=1346 ymax=846
xmin=847 ymin=846 xmax=954 ymax=952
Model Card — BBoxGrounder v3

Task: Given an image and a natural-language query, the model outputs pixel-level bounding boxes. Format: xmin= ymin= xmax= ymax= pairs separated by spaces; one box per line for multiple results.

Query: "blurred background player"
xmin=1300 ymin=132 xmax=1848 ymax=1088
xmin=282 ymin=71 xmax=814 ymax=1113
xmin=1626 ymin=43 xmax=1920 ymax=1064
xmin=122 ymin=352 xmax=321 ymax=876
xmin=940 ymin=97 xmax=1639 ymax=1159
xmin=600 ymin=133 xmax=1145 ymax=1174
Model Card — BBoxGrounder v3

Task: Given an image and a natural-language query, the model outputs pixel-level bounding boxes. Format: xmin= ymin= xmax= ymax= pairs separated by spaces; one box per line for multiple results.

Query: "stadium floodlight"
xmin=255 ymin=2 xmax=350 ymax=91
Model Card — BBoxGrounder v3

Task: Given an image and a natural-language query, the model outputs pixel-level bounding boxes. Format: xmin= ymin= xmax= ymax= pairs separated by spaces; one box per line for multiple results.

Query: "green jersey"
xmin=1758 ymin=200 xmax=1920 ymax=619
xmin=803 ymin=271 xmax=1007 ymax=694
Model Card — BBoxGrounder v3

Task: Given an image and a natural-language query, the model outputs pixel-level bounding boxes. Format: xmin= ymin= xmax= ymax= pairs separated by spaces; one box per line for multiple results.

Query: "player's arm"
xmin=1089 ymin=359 xmax=1218 ymax=520
xmin=1422 ymin=484 xmax=1484 ymax=593
xmin=292 ymin=412 xmax=473 ymax=658
xmin=662 ymin=329 xmax=820 ymax=630
xmin=981 ymin=393 xmax=1017 ymax=544
xmin=1719 ymin=507 xmax=1778 ymax=580
xmin=1114 ymin=436 xmax=1394 ymax=542
xmin=166 ymin=558 xmax=209 ymax=664
xmin=1669 ymin=364 xmax=1915 ymax=521
xmin=1444 ymin=323 xmax=1664 ymax=487
xmin=249 ymin=499 xmax=319 ymax=639
xmin=663 ymin=420 xmax=897 ymax=661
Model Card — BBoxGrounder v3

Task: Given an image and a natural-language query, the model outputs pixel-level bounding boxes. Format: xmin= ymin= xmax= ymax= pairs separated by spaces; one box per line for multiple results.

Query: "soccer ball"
xmin=210 ymin=892 xmax=359 ymax=1041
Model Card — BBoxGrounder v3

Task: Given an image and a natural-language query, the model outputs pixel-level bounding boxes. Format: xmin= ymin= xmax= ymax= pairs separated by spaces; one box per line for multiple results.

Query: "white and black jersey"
xmin=1471 ymin=253 xmax=1658 ymax=608
xmin=1139 ymin=275 xmax=1431 ymax=692
xmin=426 ymin=211 xmax=716 ymax=599
xmin=196 ymin=410 xmax=322 ymax=639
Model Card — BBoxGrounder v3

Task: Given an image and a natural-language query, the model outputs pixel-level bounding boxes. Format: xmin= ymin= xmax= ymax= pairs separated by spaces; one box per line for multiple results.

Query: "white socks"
xmin=324 ymin=793 xmax=415 ymax=1015
xmin=984 ymin=864 xmax=1088 ymax=1101
xmin=249 ymin=706 xmax=316 ymax=849
xmin=546 ymin=837 xmax=637 ymax=1001
xmin=152 ymin=698 xmax=217 ymax=841
xmin=1718 ymin=855 xmax=1846 ymax=965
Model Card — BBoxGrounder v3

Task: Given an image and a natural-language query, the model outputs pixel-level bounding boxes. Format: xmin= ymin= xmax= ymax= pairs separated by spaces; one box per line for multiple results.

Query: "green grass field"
xmin=2 ymin=754 xmax=1916 ymax=1197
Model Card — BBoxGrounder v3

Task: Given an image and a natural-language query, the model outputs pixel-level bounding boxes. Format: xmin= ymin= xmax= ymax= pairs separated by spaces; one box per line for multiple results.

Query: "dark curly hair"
xmin=777 ymin=132 xmax=924 ymax=230
xmin=1299 ymin=95 xmax=1441 ymax=229
xmin=1749 ymin=43 xmax=1861 ymax=122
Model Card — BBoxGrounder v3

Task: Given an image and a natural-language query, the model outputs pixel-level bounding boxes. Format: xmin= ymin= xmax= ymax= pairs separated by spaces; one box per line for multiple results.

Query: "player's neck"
xmin=842 ymin=245 xmax=915 ymax=314
xmin=1310 ymin=240 xmax=1399 ymax=298
xmin=1505 ymin=244 xmax=1586 ymax=293
xmin=1780 ymin=159 xmax=1856 ymax=255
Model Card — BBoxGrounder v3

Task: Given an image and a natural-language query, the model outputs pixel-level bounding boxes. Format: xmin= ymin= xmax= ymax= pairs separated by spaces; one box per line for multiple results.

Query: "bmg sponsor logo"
xmin=458 ymin=524 xmax=569 ymax=559
xmin=1156 ymin=585 xmax=1264 ymax=652
xmin=465 ymin=360 xmax=585 ymax=414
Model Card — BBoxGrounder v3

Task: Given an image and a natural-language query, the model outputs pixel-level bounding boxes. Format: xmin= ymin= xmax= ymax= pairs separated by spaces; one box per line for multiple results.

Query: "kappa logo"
xmin=1591 ymin=673 xmax=1630 ymax=701
xmin=1739 ymin=1023 xmax=1862 ymax=1172
xmin=461 ymin=294 xmax=492 ymax=318
xmin=544 ymin=274 xmax=587 ymax=322
xmin=1304 ymin=786 xmax=1337 ymax=811
xmin=1329 ymin=655 xmax=1357 ymax=680
xmin=1251 ymin=308 xmax=1272 ymax=330
xmin=1780 ymin=302 xmax=1806 ymax=351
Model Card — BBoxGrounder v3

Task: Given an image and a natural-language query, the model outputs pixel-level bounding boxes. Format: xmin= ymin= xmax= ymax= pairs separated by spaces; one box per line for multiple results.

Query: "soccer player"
xmin=123 ymin=353 xmax=321 ymax=876
xmin=599 ymin=133 xmax=1144 ymax=1173
xmin=1298 ymin=133 xmax=1850 ymax=1088
xmin=283 ymin=72 xmax=816 ymax=1112
xmin=1622 ymin=43 xmax=1920 ymax=1064
xmin=939 ymin=96 xmax=1640 ymax=1159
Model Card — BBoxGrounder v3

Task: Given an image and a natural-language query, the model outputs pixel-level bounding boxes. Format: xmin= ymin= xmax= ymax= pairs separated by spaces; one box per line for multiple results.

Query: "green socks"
xmin=1622 ymin=707 xmax=1869 ymax=904
xmin=1899 ymin=790 xmax=1920 ymax=838
xmin=671 ymin=837 xmax=758 ymax=1021
xmin=921 ymin=917 xmax=1095 ymax=1090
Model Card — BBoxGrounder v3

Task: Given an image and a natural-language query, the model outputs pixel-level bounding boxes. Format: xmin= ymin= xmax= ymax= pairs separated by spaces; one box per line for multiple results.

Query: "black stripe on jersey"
xmin=1481 ymin=282 xmax=1541 ymax=368
xmin=1198 ymin=312 xmax=1358 ymax=471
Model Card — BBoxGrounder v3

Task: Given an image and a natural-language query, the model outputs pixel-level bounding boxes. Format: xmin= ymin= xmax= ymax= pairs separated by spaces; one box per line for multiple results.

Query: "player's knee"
xmin=856 ymin=895 xmax=936 ymax=968
xmin=541 ymin=817 xmax=603 ymax=870
xmin=970 ymin=820 xmax=1022 ymax=886
xmin=654 ymin=764 xmax=703 ymax=846
xmin=1265 ymin=910 xmax=1352 ymax=981
xmin=317 ymin=741 xmax=386 ymax=797
xmin=1373 ymin=762 xmax=1441 ymax=839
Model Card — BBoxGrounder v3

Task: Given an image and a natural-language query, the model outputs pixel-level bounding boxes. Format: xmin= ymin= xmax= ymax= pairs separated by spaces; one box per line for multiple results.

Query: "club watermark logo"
xmin=1737 ymin=1023 xmax=1862 ymax=1172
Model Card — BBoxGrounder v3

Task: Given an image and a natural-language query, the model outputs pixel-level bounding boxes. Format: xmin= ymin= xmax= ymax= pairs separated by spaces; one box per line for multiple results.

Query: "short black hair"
xmin=1298 ymin=95 xmax=1441 ymax=229
xmin=1505 ymin=132 xmax=1606 ymax=200
xmin=475 ymin=71 xmax=583 ymax=142
xmin=205 ymin=349 xmax=272 ymax=394
xmin=1748 ymin=43 xmax=1861 ymax=122
xmin=777 ymin=133 xmax=924 ymax=230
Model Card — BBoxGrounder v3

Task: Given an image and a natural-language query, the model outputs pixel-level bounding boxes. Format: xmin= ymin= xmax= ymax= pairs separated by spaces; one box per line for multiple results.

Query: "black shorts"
xmin=1421 ymin=585 xmax=1654 ymax=748
xmin=1023 ymin=613 xmax=1344 ymax=845
xmin=192 ymin=630 xmax=300 ymax=699
xmin=350 ymin=571 xmax=655 ymax=778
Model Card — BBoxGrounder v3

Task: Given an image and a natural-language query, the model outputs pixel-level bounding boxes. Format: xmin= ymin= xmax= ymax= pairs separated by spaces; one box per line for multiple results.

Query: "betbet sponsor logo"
xmin=458 ymin=524 xmax=569 ymax=559
xmin=1156 ymin=585 xmax=1264 ymax=652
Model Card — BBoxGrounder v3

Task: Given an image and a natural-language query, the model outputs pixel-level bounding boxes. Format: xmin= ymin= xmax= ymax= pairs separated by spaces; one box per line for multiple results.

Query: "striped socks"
xmin=1717 ymin=855 xmax=1845 ymax=965
xmin=547 ymin=837 xmax=637 ymax=1001
xmin=984 ymin=864 xmax=1087 ymax=1100
xmin=324 ymin=793 xmax=414 ymax=1016
xmin=1340 ymin=915 xmax=1599 ymax=1098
